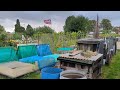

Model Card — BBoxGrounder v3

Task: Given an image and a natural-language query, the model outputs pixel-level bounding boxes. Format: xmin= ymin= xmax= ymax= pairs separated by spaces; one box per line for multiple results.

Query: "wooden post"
xmin=94 ymin=14 xmax=99 ymax=39
xmin=26 ymin=36 xmax=27 ymax=44
xmin=38 ymin=33 xmax=39 ymax=44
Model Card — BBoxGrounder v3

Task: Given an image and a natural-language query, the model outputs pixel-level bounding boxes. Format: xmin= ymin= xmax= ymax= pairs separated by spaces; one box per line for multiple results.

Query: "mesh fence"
xmin=17 ymin=45 xmax=38 ymax=59
xmin=0 ymin=47 xmax=18 ymax=63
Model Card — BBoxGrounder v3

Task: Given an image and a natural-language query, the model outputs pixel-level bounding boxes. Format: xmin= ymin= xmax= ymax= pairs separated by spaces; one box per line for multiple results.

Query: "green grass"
xmin=18 ymin=71 xmax=41 ymax=79
xmin=102 ymin=50 xmax=120 ymax=79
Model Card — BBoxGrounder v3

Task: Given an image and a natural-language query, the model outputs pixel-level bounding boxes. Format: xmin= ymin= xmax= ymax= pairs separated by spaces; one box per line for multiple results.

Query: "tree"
xmin=13 ymin=32 xmax=22 ymax=40
xmin=0 ymin=25 xmax=5 ymax=33
xmin=25 ymin=24 xmax=34 ymax=37
xmin=16 ymin=19 xmax=20 ymax=26
xmin=15 ymin=19 xmax=21 ymax=33
xmin=112 ymin=27 xmax=120 ymax=34
xmin=21 ymin=26 xmax=25 ymax=32
xmin=0 ymin=33 xmax=7 ymax=41
xmin=14 ymin=19 xmax=25 ymax=33
xmin=100 ymin=19 xmax=112 ymax=30
xmin=64 ymin=15 xmax=90 ymax=33
xmin=64 ymin=16 xmax=76 ymax=32
xmin=35 ymin=26 xmax=54 ymax=34
xmin=87 ymin=20 xmax=96 ymax=32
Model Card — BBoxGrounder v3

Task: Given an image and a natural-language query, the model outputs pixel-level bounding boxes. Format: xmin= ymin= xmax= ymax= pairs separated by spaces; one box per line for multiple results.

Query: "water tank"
xmin=41 ymin=67 xmax=62 ymax=79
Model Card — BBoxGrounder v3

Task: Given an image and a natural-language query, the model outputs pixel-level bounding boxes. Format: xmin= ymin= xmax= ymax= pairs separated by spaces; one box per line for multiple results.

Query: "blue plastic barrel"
xmin=41 ymin=67 xmax=63 ymax=79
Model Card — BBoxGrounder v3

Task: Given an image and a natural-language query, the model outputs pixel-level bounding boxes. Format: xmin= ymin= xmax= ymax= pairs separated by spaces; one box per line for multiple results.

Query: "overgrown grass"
xmin=102 ymin=50 xmax=120 ymax=79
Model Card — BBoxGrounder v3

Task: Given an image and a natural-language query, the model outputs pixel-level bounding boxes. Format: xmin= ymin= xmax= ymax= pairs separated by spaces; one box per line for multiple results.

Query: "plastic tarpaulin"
xmin=37 ymin=44 xmax=52 ymax=56
xmin=37 ymin=44 xmax=59 ymax=62
xmin=57 ymin=47 xmax=74 ymax=51
xmin=17 ymin=45 xmax=38 ymax=59
xmin=19 ymin=44 xmax=59 ymax=64
xmin=20 ymin=54 xmax=60 ymax=63
xmin=43 ymin=54 xmax=60 ymax=62
xmin=37 ymin=57 xmax=56 ymax=69
xmin=19 ymin=55 xmax=43 ymax=63
xmin=0 ymin=47 xmax=18 ymax=63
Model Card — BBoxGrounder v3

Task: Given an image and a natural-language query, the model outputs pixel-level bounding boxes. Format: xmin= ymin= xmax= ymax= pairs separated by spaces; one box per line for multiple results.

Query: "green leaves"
xmin=34 ymin=26 xmax=54 ymax=34
xmin=100 ymin=19 xmax=112 ymax=30
xmin=14 ymin=19 xmax=25 ymax=33
xmin=25 ymin=24 xmax=34 ymax=37
xmin=64 ymin=15 xmax=96 ymax=33
xmin=0 ymin=33 xmax=7 ymax=41
xmin=0 ymin=25 xmax=5 ymax=33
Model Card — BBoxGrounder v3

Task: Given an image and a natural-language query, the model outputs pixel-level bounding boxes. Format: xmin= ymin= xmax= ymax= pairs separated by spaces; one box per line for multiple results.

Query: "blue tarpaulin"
xmin=43 ymin=54 xmax=60 ymax=62
xmin=19 ymin=55 xmax=43 ymax=63
xmin=37 ymin=57 xmax=56 ymax=69
xmin=19 ymin=44 xmax=59 ymax=69
xmin=37 ymin=44 xmax=52 ymax=56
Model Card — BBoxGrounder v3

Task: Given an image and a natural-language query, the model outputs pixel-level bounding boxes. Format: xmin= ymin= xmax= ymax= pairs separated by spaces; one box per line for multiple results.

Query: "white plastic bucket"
xmin=103 ymin=59 xmax=106 ymax=65
xmin=60 ymin=70 xmax=87 ymax=79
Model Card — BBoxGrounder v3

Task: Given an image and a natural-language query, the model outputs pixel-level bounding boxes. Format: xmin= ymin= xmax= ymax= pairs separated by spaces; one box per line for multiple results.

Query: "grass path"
xmin=102 ymin=50 xmax=120 ymax=79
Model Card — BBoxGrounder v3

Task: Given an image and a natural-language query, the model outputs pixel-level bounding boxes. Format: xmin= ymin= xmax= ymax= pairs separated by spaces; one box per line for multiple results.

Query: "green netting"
xmin=0 ymin=47 xmax=18 ymax=63
xmin=17 ymin=45 xmax=38 ymax=59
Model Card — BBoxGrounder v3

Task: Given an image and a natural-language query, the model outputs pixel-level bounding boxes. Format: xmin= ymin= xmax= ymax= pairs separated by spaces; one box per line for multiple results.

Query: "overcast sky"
xmin=0 ymin=11 xmax=120 ymax=33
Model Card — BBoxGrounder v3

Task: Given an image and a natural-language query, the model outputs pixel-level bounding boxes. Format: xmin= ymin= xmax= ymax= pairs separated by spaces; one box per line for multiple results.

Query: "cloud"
xmin=0 ymin=11 xmax=120 ymax=32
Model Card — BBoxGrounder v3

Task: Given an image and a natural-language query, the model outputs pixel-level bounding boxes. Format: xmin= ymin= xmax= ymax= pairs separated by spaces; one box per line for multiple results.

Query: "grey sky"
xmin=0 ymin=11 xmax=120 ymax=32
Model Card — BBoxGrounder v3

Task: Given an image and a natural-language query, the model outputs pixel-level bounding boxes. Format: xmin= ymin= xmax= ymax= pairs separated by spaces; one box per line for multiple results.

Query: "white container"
xmin=60 ymin=70 xmax=87 ymax=79
xmin=103 ymin=59 xmax=106 ymax=65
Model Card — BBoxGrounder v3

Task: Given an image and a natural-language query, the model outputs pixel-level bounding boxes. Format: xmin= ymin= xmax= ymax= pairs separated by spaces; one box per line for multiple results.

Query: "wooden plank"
xmin=69 ymin=50 xmax=81 ymax=56
xmin=59 ymin=53 xmax=103 ymax=61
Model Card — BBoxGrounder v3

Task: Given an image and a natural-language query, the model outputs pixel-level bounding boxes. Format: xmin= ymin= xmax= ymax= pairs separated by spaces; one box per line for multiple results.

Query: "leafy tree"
xmin=87 ymin=20 xmax=96 ymax=32
xmin=112 ymin=27 xmax=119 ymax=34
xmin=64 ymin=16 xmax=76 ymax=32
xmin=14 ymin=19 xmax=25 ymax=33
xmin=21 ymin=26 xmax=25 ymax=32
xmin=64 ymin=15 xmax=90 ymax=33
xmin=0 ymin=33 xmax=7 ymax=41
xmin=25 ymin=24 xmax=34 ymax=37
xmin=13 ymin=32 xmax=22 ymax=40
xmin=15 ymin=19 xmax=21 ymax=32
xmin=0 ymin=25 xmax=5 ymax=33
xmin=35 ymin=26 xmax=54 ymax=34
xmin=100 ymin=19 xmax=112 ymax=30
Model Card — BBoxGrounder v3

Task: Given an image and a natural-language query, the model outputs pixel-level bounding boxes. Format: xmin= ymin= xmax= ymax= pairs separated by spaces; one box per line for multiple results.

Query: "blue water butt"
xmin=41 ymin=67 xmax=62 ymax=79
